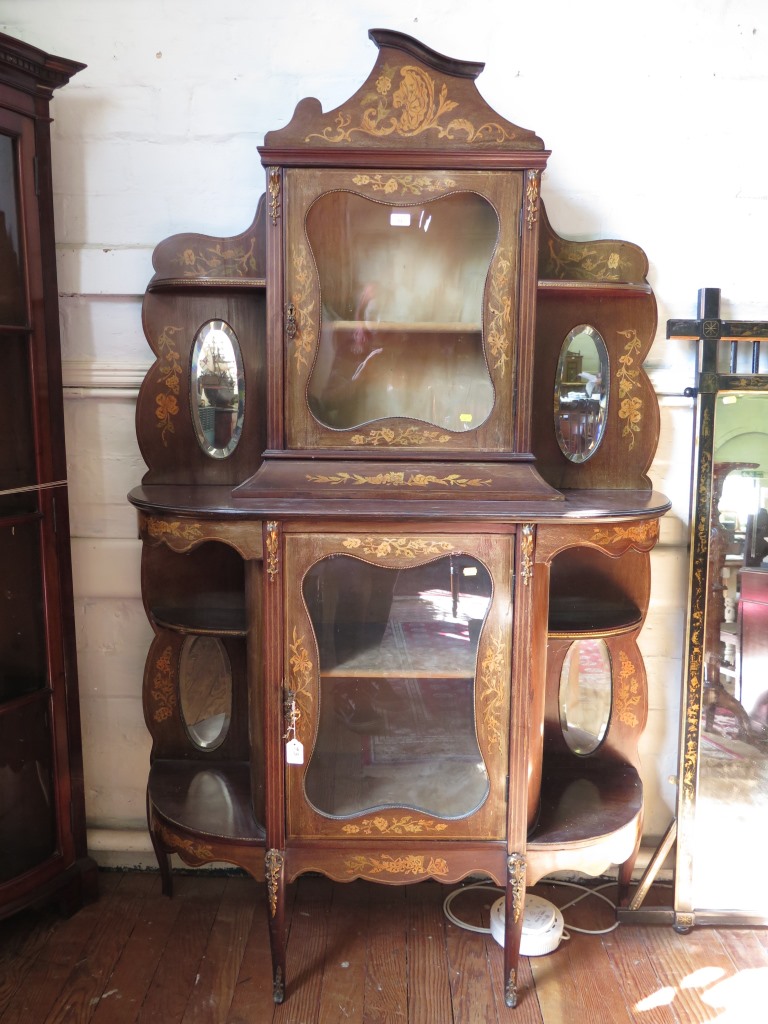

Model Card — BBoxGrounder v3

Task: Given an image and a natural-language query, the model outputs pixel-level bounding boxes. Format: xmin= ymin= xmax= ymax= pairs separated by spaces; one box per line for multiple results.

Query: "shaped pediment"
xmin=261 ymin=29 xmax=545 ymax=159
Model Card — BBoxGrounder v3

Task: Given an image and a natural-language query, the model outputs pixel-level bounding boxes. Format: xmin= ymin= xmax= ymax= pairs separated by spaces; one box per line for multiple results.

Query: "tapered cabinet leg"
xmin=265 ymin=849 xmax=287 ymax=1003
xmin=504 ymin=852 xmax=526 ymax=1008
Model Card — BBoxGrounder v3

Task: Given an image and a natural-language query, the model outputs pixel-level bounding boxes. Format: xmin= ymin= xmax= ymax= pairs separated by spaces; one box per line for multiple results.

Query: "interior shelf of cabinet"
xmin=328 ymin=320 xmax=481 ymax=333
xmin=149 ymin=759 xmax=265 ymax=842
xmin=537 ymin=280 xmax=653 ymax=297
xmin=149 ymin=593 xmax=247 ymax=636
xmin=547 ymin=597 xmax=643 ymax=636
xmin=146 ymin=277 xmax=267 ymax=292
xmin=527 ymin=755 xmax=642 ymax=848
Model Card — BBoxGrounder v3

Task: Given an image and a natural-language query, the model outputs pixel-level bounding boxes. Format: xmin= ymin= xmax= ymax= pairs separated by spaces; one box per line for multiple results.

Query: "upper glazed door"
xmin=283 ymin=168 xmax=522 ymax=453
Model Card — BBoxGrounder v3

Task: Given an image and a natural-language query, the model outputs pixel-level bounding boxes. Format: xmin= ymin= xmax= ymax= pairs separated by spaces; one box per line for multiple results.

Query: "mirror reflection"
xmin=559 ymin=638 xmax=612 ymax=755
xmin=302 ymin=553 xmax=492 ymax=819
xmin=179 ymin=635 xmax=232 ymax=750
xmin=555 ymin=325 xmax=609 ymax=462
xmin=190 ymin=320 xmax=244 ymax=458
xmin=693 ymin=391 xmax=768 ymax=911
xmin=305 ymin=191 xmax=498 ymax=432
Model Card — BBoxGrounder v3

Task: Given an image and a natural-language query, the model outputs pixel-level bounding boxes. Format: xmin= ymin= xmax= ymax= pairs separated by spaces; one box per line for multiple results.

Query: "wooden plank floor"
xmin=1 ymin=872 xmax=766 ymax=1023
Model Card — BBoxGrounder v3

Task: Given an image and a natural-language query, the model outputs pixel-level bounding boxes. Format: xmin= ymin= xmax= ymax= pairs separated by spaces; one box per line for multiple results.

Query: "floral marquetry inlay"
xmin=351 ymin=173 xmax=457 ymax=195
xmin=342 ymin=816 xmax=448 ymax=836
xmin=306 ymin=63 xmax=519 ymax=145
xmin=151 ymin=646 xmax=176 ymax=723
xmin=486 ymin=248 xmax=513 ymax=376
xmin=479 ymin=631 xmax=507 ymax=755
xmin=306 ymin=470 xmax=492 ymax=489
xmin=172 ymin=237 xmax=258 ymax=278
xmin=155 ymin=325 xmax=183 ymax=446
xmin=350 ymin=426 xmax=452 ymax=447
xmin=342 ymin=536 xmax=454 ymax=560
xmin=616 ymin=329 xmax=644 ymax=451
xmin=615 ymin=651 xmax=642 ymax=728
xmin=146 ymin=518 xmax=204 ymax=544
xmin=344 ymin=853 xmax=450 ymax=878
xmin=289 ymin=244 xmax=316 ymax=371
xmin=288 ymin=627 xmax=314 ymax=737
xmin=590 ymin=521 xmax=658 ymax=550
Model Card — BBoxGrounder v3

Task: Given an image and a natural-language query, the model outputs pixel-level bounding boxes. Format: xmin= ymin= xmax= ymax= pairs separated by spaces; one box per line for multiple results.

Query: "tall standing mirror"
xmin=672 ymin=290 xmax=768 ymax=927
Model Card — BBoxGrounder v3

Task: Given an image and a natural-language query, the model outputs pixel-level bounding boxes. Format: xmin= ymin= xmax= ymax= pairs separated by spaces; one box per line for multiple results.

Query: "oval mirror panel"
xmin=190 ymin=320 xmax=244 ymax=458
xmin=179 ymin=635 xmax=232 ymax=750
xmin=559 ymin=638 xmax=612 ymax=755
xmin=554 ymin=325 xmax=609 ymax=463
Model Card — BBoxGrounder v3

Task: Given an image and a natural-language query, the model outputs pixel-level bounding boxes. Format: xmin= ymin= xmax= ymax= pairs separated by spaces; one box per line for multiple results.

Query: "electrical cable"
xmin=442 ymin=877 xmax=626 ymax=948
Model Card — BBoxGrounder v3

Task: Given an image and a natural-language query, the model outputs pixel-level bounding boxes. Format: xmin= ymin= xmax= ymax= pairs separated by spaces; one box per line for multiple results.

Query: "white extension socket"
xmin=490 ymin=894 xmax=564 ymax=956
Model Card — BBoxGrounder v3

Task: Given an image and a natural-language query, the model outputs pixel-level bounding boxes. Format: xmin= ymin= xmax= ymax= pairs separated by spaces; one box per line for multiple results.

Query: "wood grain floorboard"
xmin=1 ymin=872 xmax=767 ymax=1024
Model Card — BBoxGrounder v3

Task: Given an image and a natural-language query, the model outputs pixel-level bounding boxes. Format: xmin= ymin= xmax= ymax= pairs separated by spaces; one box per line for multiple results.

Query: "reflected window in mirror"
xmin=190 ymin=320 xmax=245 ymax=458
xmin=554 ymin=325 xmax=609 ymax=463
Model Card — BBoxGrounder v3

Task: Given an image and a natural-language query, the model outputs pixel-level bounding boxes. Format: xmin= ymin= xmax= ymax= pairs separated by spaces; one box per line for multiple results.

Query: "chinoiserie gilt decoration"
xmin=130 ymin=26 xmax=668 ymax=1011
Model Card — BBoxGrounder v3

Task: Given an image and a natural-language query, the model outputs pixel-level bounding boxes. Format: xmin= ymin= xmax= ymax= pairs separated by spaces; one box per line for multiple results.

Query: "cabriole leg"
xmin=504 ymin=852 xmax=526 ymax=1008
xmin=265 ymin=849 xmax=287 ymax=1003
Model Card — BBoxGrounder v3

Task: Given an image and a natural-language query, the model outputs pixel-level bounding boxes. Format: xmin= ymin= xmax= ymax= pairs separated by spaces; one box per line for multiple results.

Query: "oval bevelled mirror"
xmin=190 ymin=320 xmax=244 ymax=459
xmin=559 ymin=638 xmax=612 ymax=755
xmin=554 ymin=325 xmax=609 ymax=463
xmin=179 ymin=635 xmax=232 ymax=750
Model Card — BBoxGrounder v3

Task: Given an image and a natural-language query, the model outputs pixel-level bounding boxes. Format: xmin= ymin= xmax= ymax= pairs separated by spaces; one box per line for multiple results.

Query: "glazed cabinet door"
xmin=282 ymin=530 xmax=515 ymax=840
xmin=282 ymin=169 xmax=522 ymax=453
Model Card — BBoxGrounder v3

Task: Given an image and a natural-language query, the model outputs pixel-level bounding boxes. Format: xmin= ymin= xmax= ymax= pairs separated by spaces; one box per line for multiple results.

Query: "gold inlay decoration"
xmin=342 ymin=536 xmax=454 ymax=560
xmin=616 ymin=651 xmax=641 ymax=728
xmin=508 ymin=852 xmax=526 ymax=924
xmin=151 ymin=646 xmax=176 ymax=723
xmin=268 ymin=167 xmax=280 ymax=225
xmin=543 ymin=239 xmax=631 ymax=282
xmin=155 ymin=325 xmax=183 ymax=446
xmin=344 ymin=854 xmax=450 ymax=877
xmin=342 ymin=816 xmax=448 ymax=836
xmin=155 ymin=821 xmax=212 ymax=862
xmin=173 ymin=237 xmax=258 ymax=278
xmin=590 ymin=521 xmax=658 ymax=548
xmin=520 ymin=524 xmax=534 ymax=585
xmin=350 ymin=426 xmax=452 ymax=446
xmin=616 ymin=329 xmax=644 ymax=451
xmin=266 ymin=521 xmax=279 ymax=582
xmin=147 ymin=519 xmax=203 ymax=543
xmin=289 ymin=244 xmax=316 ymax=371
xmin=525 ymin=170 xmax=539 ymax=230
xmin=479 ymin=630 xmax=506 ymax=755
xmin=486 ymin=248 xmax=513 ymax=376
xmin=351 ymin=173 xmax=457 ymax=195
xmin=306 ymin=63 xmax=517 ymax=144
xmin=265 ymin=849 xmax=284 ymax=917
xmin=288 ymin=627 xmax=314 ymax=736
xmin=306 ymin=470 xmax=492 ymax=489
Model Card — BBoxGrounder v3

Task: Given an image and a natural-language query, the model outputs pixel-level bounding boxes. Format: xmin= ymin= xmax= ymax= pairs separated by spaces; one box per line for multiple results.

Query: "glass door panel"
xmin=0 ymin=132 xmax=25 ymax=326
xmin=0 ymin=696 xmax=56 ymax=882
xmin=302 ymin=553 xmax=492 ymax=819
xmin=305 ymin=190 xmax=498 ymax=432
xmin=0 ymin=519 xmax=47 ymax=702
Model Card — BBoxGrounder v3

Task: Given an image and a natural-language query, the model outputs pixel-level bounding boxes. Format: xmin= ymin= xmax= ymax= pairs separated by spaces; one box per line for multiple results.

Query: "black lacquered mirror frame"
xmin=620 ymin=289 xmax=768 ymax=928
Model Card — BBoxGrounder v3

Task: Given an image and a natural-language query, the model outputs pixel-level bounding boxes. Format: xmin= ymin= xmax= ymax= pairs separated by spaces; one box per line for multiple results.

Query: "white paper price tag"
xmin=285 ymin=738 xmax=304 ymax=765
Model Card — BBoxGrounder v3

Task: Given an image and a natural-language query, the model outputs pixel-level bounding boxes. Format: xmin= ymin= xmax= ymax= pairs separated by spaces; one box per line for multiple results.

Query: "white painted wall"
xmin=4 ymin=0 xmax=767 ymax=866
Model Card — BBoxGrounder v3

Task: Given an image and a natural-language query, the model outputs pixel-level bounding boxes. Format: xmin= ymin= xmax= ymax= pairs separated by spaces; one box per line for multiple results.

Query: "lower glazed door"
xmin=282 ymin=530 xmax=515 ymax=842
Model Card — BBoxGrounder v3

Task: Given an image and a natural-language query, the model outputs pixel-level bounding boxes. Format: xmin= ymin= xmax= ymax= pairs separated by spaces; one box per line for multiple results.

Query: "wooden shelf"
xmin=149 ymin=760 xmax=265 ymax=842
xmin=150 ymin=594 xmax=247 ymax=636
xmin=329 ymin=320 xmax=481 ymax=333
xmin=548 ymin=597 xmax=643 ymax=636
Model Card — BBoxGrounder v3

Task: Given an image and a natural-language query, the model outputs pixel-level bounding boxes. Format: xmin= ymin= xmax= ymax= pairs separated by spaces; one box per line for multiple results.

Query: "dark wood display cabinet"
xmin=129 ymin=30 xmax=669 ymax=1007
xmin=0 ymin=33 xmax=97 ymax=919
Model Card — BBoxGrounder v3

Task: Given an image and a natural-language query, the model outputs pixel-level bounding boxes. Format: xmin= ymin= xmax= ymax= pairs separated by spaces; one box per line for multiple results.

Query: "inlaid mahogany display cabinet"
xmin=129 ymin=29 xmax=669 ymax=1007
xmin=0 ymin=33 xmax=97 ymax=919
